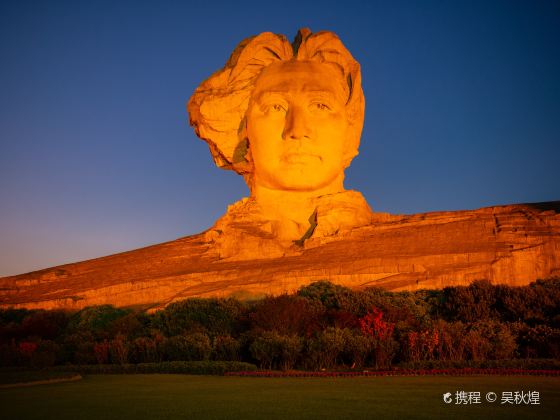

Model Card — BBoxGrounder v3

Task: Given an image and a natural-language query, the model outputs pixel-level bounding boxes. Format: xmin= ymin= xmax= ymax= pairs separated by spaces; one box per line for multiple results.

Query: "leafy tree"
xmin=470 ymin=320 xmax=516 ymax=359
xmin=110 ymin=334 xmax=129 ymax=364
xmin=153 ymin=298 xmax=246 ymax=337
xmin=249 ymin=294 xmax=322 ymax=336
xmin=212 ymin=335 xmax=241 ymax=361
xmin=0 ymin=309 xmax=69 ymax=342
xmin=359 ymin=308 xmax=397 ymax=368
xmin=94 ymin=340 xmax=110 ymax=364
xmin=341 ymin=330 xmax=371 ymax=368
xmin=297 ymin=281 xmax=355 ymax=311
xmin=304 ymin=327 xmax=347 ymax=370
xmin=61 ymin=331 xmax=96 ymax=364
xmin=249 ymin=331 xmax=303 ymax=370
xmin=439 ymin=280 xmax=497 ymax=322
xmin=164 ymin=333 xmax=212 ymax=361
xmin=68 ymin=305 xmax=131 ymax=338
xmin=129 ymin=336 xmax=165 ymax=363
xmin=432 ymin=320 xmax=468 ymax=362
xmin=516 ymin=323 xmax=560 ymax=358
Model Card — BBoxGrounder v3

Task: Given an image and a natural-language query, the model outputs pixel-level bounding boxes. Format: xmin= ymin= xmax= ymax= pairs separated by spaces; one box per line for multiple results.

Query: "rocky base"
xmin=1 ymin=202 xmax=559 ymax=311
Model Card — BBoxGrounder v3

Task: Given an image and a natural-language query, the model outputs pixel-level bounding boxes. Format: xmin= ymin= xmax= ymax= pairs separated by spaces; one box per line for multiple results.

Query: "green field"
xmin=0 ymin=375 xmax=558 ymax=419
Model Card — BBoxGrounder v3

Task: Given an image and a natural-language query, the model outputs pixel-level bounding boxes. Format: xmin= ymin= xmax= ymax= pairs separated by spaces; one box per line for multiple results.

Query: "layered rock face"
xmin=1 ymin=202 xmax=558 ymax=311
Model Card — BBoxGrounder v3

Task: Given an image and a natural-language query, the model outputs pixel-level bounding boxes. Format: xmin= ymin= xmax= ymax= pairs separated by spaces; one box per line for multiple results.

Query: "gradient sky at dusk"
xmin=1 ymin=0 xmax=559 ymax=276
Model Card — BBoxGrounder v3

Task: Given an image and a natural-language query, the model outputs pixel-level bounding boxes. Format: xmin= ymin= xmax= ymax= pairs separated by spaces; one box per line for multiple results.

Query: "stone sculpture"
xmin=188 ymin=29 xmax=373 ymax=258
xmin=1 ymin=29 xmax=558 ymax=311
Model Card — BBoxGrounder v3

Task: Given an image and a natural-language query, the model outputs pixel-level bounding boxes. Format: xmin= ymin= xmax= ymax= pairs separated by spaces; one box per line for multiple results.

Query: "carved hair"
xmin=188 ymin=28 xmax=365 ymax=177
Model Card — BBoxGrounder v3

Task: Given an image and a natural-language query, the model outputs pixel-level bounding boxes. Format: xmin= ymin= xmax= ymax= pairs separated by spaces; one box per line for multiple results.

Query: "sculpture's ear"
xmin=342 ymin=70 xmax=365 ymax=168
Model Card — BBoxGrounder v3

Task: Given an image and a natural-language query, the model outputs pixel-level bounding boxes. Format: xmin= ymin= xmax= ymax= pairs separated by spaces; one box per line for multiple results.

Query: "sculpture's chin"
xmin=255 ymin=165 xmax=343 ymax=193
xmin=258 ymin=178 xmax=339 ymax=193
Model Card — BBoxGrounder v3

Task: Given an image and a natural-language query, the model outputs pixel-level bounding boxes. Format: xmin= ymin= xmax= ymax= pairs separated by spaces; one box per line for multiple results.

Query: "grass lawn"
xmin=0 ymin=374 xmax=558 ymax=419
xmin=0 ymin=370 xmax=80 ymax=386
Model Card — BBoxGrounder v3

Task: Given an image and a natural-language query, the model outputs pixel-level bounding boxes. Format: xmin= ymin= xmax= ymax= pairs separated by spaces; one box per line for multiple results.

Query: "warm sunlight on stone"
xmin=188 ymin=29 xmax=372 ymax=258
xmin=0 ymin=29 xmax=559 ymax=310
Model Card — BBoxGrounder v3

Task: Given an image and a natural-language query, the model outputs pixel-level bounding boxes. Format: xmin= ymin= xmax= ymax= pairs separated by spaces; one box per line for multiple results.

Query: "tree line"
xmin=1 ymin=279 xmax=559 ymax=370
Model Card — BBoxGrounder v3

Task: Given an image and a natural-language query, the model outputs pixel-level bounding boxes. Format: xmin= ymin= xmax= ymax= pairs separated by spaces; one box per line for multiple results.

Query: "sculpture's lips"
xmin=282 ymin=153 xmax=321 ymax=164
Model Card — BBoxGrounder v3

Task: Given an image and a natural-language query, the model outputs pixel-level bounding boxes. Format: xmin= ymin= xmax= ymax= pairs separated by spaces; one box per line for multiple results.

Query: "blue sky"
xmin=1 ymin=0 xmax=559 ymax=276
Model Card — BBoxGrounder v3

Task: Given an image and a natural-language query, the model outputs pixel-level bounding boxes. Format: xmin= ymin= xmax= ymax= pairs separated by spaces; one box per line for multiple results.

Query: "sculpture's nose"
xmin=282 ymin=106 xmax=312 ymax=141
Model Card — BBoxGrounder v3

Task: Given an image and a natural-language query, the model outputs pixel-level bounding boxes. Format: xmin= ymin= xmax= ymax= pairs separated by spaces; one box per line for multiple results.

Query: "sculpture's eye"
xmin=311 ymin=102 xmax=331 ymax=112
xmin=264 ymin=103 xmax=287 ymax=114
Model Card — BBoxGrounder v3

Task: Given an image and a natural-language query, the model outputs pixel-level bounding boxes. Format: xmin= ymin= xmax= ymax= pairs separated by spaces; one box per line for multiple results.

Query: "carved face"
xmin=246 ymin=60 xmax=351 ymax=192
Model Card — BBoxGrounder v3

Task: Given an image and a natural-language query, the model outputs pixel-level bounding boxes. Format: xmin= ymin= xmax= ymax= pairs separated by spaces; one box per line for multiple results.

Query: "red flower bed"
xmin=225 ymin=368 xmax=560 ymax=378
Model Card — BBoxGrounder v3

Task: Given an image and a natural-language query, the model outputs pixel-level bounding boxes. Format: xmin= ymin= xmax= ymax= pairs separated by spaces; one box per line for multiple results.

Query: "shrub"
xmin=433 ymin=320 xmax=468 ymax=361
xmin=163 ymin=333 xmax=212 ymax=361
xmin=152 ymin=298 xmax=246 ymax=337
xmin=397 ymin=358 xmax=560 ymax=370
xmin=129 ymin=336 xmax=164 ymax=363
xmin=109 ymin=313 xmax=144 ymax=338
xmin=477 ymin=321 xmax=516 ymax=359
xmin=277 ymin=334 xmax=303 ymax=370
xmin=405 ymin=329 xmax=439 ymax=362
xmin=20 ymin=310 xmax=70 ymax=340
xmin=297 ymin=281 xmax=355 ymax=311
xmin=249 ymin=331 xmax=302 ymax=370
xmin=464 ymin=329 xmax=492 ymax=361
xmin=249 ymin=295 xmax=322 ymax=336
xmin=341 ymin=330 xmax=371 ymax=368
xmin=439 ymin=280 xmax=497 ymax=323
xmin=110 ymin=334 xmax=129 ymax=365
xmin=359 ymin=308 xmax=397 ymax=368
xmin=0 ymin=340 xmax=19 ymax=367
xmin=212 ymin=335 xmax=241 ymax=361
xmin=94 ymin=340 xmax=110 ymax=364
xmin=14 ymin=341 xmax=37 ymax=366
xmin=305 ymin=327 xmax=346 ymax=370
xmin=60 ymin=331 xmax=96 ymax=365
xmin=249 ymin=332 xmax=279 ymax=370
xmin=68 ymin=305 xmax=131 ymax=338
xmin=517 ymin=324 xmax=560 ymax=358
xmin=30 ymin=339 xmax=60 ymax=368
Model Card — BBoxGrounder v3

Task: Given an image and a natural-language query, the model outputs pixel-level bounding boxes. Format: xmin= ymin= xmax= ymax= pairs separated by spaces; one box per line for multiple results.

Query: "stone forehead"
xmin=252 ymin=61 xmax=349 ymax=99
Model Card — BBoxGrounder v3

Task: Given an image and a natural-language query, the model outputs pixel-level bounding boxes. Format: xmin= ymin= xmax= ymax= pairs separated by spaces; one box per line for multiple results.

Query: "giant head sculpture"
xmin=188 ymin=29 xmax=371 ymax=252
xmin=189 ymin=28 xmax=364 ymax=192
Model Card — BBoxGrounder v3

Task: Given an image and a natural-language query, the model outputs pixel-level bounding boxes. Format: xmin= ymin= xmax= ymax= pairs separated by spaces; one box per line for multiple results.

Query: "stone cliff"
xmin=1 ymin=201 xmax=559 ymax=311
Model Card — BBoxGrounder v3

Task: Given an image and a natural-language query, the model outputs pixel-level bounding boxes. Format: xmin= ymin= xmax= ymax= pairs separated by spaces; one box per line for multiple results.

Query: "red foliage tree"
xmin=94 ymin=340 xmax=110 ymax=364
xmin=359 ymin=308 xmax=396 ymax=368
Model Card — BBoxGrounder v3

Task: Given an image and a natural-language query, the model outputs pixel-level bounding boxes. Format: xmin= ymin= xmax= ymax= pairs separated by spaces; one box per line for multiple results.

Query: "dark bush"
xmin=110 ymin=334 xmax=129 ymax=364
xmin=30 ymin=339 xmax=60 ymax=368
xmin=68 ymin=305 xmax=131 ymax=338
xmin=60 ymin=332 xmax=96 ymax=365
xmin=152 ymin=298 xmax=245 ymax=337
xmin=129 ymin=336 xmax=164 ymax=363
xmin=341 ymin=330 xmax=372 ymax=368
xmin=304 ymin=327 xmax=347 ymax=370
xmin=163 ymin=333 xmax=212 ymax=361
xmin=249 ymin=294 xmax=322 ymax=336
xmin=438 ymin=280 xmax=497 ymax=323
xmin=516 ymin=323 xmax=560 ymax=358
xmin=249 ymin=331 xmax=302 ymax=370
xmin=297 ymin=281 xmax=355 ymax=311
xmin=212 ymin=335 xmax=241 ymax=361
